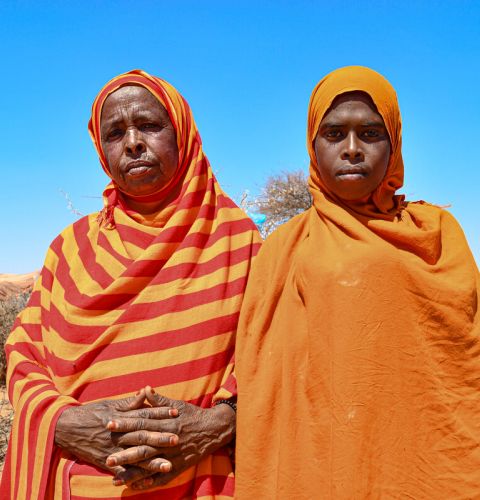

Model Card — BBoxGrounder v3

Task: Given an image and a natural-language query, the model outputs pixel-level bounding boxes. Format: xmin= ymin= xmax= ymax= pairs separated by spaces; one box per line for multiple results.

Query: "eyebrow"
xmin=362 ymin=121 xmax=385 ymax=127
xmin=321 ymin=121 xmax=385 ymax=128
xmin=102 ymin=111 xmax=159 ymax=128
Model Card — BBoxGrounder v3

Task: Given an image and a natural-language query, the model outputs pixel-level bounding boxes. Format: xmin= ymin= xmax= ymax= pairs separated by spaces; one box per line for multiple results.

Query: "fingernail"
xmin=169 ymin=408 xmax=178 ymax=417
xmin=106 ymin=420 xmax=118 ymax=430
xmin=161 ymin=462 xmax=171 ymax=472
xmin=135 ymin=390 xmax=141 ymax=396
xmin=169 ymin=436 xmax=178 ymax=445
xmin=106 ymin=457 xmax=116 ymax=466
xmin=149 ymin=387 xmax=155 ymax=394
xmin=113 ymin=479 xmax=124 ymax=486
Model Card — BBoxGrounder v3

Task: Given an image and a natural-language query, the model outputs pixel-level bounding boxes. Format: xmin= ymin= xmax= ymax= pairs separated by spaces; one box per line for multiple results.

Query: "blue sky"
xmin=1 ymin=0 xmax=479 ymax=272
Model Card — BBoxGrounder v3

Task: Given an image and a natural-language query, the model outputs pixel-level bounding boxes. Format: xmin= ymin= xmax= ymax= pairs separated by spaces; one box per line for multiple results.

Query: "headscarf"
xmin=88 ymin=70 xmax=203 ymax=227
xmin=2 ymin=70 xmax=261 ymax=499
xmin=307 ymin=65 xmax=404 ymax=218
xmin=235 ymin=66 xmax=480 ymax=499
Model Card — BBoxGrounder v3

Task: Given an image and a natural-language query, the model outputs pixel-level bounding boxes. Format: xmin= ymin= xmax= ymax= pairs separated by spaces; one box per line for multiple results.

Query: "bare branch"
xmin=251 ymin=170 xmax=311 ymax=237
xmin=59 ymin=190 xmax=84 ymax=218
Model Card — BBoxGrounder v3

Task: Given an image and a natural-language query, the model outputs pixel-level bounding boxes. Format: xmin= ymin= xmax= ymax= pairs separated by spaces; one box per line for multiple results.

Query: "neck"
xmin=121 ymin=181 xmax=182 ymax=215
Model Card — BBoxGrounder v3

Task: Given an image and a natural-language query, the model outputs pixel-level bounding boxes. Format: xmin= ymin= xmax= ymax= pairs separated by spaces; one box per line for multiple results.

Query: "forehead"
xmin=101 ymin=85 xmax=165 ymax=122
xmin=321 ymin=91 xmax=383 ymax=124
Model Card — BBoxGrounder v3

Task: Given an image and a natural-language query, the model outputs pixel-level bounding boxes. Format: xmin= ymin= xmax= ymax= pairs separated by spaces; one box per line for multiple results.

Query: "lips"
xmin=126 ymin=161 xmax=155 ymax=177
xmin=336 ymin=165 xmax=369 ymax=180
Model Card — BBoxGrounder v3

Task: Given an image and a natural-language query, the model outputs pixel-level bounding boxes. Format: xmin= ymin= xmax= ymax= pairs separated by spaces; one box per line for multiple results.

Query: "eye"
xmin=324 ymin=129 xmax=344 ymax=140
xmin=106 ymin=128 xmax=123 ymax=141
xmin=140 ymin=122 xmax=162 ymax=132
xmin=362 ymin=129 xmax=380 ymax=138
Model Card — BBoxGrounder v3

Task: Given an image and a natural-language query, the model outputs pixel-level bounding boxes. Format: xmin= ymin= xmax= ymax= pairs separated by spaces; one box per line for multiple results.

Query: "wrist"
xmin=55 ymin=405 xmax=75 ymax=448
xmin=205 ymin=404 xmax=236 ymax=453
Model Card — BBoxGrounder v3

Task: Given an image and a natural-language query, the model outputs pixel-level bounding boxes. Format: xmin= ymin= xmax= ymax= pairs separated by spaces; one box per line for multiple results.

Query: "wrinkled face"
xmin=314 ymin=92 xmax=391 ymax=201
xmin=100 ymin=85 xmax=179 ymax=197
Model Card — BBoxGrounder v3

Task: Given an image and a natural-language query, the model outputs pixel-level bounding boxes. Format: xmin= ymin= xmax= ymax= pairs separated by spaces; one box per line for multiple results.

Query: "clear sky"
xmin=1 ymin=0 xmax=479 ymax=273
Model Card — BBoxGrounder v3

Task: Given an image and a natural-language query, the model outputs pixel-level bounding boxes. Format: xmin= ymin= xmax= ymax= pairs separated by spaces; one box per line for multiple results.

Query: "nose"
xmin=341 ymin=132 xmax=364 ymax=162
xmin=124 ymin=128 xmax=146 ymax=156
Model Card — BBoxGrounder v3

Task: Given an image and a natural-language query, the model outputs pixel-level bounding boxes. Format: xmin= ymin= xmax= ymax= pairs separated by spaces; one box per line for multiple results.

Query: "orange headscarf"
xmin=2 ymin=70 xmax=260 ymax=499
xmin=236 ymin=66 xmax=480 ymax=499
xmin=307 ymin=65 xmax=405 ymax=219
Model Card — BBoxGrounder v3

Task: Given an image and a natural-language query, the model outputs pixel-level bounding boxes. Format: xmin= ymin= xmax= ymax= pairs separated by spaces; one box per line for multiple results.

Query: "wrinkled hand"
xmin=54 ymin=389 xmax=179 ymax=482
xmin=107 ymin=386 xmax=236 ymax=489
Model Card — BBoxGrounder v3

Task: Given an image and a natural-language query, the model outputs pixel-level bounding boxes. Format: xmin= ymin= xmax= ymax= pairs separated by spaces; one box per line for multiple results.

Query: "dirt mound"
xmin=0 ymin=272 xmax=39 ymax=299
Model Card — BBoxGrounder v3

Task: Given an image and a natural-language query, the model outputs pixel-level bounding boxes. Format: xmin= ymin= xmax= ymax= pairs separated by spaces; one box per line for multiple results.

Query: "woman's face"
xmin=314 ymin=92 xmax=391 ymax=201
xmin=100 ymin=85 xmax=179 ymax=197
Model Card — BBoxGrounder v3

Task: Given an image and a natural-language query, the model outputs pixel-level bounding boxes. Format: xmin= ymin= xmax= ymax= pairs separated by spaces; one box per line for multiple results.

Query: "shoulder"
xmin=46 ymin=213 xmax=100 ymax=258
xmin=250 ymin=210 xmax=310 ymax=278
xmin=405 ymin=201 xmax=463 ymax=231
xmin=262 ymin=210 xmax=311 ymax=251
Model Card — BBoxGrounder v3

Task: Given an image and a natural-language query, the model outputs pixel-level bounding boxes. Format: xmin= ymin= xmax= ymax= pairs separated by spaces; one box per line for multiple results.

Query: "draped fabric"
xmin=235 ymin=66 xmax=480 ymax=499
xmin=1 ymin=70 xmax=261 ymax=499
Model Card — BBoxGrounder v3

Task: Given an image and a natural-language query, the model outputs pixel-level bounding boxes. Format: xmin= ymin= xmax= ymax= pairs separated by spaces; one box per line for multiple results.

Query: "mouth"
xmin=336 ymin=166 xmax=369 ymax=181
xmin=126 ymin=161 xmax=155 ymax=176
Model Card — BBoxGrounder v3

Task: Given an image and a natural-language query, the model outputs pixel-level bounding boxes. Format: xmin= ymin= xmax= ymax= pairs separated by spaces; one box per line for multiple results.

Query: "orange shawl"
xmin=1 ymin=70 xmax=260 ymax=499
xmin=236 ymin=66 xmax=480 ymax=499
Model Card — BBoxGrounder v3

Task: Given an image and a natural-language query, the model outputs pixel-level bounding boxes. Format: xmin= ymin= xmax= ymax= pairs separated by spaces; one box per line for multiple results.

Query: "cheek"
xmin=371 ymin=144 xmax=391 ymax=177
xmin=103 ymin=145 xmax=123 ymax=177
xmin=151 ymin=136 xmax=179 ymax=169
xmin=316 ymin=147 xmax=338 ymax=177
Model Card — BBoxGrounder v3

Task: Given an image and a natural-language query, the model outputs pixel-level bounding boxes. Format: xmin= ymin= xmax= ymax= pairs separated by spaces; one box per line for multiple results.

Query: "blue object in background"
xmin=249 ymin=212 xmax=267 ymax=228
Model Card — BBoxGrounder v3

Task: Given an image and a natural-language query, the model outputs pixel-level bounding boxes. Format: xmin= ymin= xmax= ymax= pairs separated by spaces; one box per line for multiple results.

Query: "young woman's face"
xmin=314 ymin=92 xmax=391 ymax=201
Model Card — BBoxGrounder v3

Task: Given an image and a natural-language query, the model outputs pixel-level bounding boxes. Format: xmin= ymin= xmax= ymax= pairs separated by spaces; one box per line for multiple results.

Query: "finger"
xmin=112 ymin=465 xmax=154 ymax=487
xmin=114 ymin=389 xmax=147 ymax=412
xmin=123 ymin=406 xmax=178 ymax=420
xmin=131 ymin=454 xmax=188 ymax=490
xmin=106 ymin=445 xmax=160 ymax=466
xmin=130 ymin=471 xmax=173 ymax=490
xmin=107 ymin=416 xmax=176 ymax=433
xmin=137 ymin=457 xmax=172 ymax=473
xmin=145 ymin=386 xmax=181 ymax=410
xmin=114 ymin=430 xmax=179 ymax=448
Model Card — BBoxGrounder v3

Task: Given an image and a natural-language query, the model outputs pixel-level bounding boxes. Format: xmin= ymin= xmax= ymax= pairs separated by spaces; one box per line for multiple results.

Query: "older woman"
xmin=1 ymin=70 xmax=260 ymax=499
xmin=235 ymin=66 xmax=480 ymax=498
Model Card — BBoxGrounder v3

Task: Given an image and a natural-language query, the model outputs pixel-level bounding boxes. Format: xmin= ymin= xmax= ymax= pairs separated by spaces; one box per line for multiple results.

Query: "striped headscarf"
xmin=1 ymin=70 xmax=261 ymax=499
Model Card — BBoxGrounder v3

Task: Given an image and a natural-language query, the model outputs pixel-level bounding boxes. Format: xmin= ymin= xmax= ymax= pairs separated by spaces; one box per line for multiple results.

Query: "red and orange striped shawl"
xmin=1 ymin=70 xmax=261 ymax=499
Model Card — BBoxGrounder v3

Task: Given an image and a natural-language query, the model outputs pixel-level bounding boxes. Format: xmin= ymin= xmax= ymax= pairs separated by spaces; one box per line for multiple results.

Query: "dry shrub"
xmin=0 ymin=291 xmax=30 ymax=471
xmin=0 ymin=387 xmax=13 ymax=471
xmin=0 ymin=291 xmax=31 ymax=385
xmin=252 ymin=170 xmax=312 ymax=237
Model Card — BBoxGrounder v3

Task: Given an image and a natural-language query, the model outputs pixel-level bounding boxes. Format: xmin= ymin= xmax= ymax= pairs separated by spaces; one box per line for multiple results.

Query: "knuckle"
xmin=138 ymin=408 xmax=150 ymax=419
xmin=153 ymin=397 xmax=165 ymax=408
xmin=162 ymin=421 xmax=176 ymax=434
xmin=138 ymin=430 xmax=149 ymax=444
xmin=135 ymin=418 xmax=146 ymax=431
xmin=176 ymin=401 xmax=186 ymax=412
xmin=155 ymin=433 xmax=168 ymax=446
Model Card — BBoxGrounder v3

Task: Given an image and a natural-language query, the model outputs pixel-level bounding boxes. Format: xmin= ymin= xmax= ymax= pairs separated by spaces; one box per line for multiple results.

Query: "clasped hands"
xmin=55 ymin=386 xmax=235 ymax=491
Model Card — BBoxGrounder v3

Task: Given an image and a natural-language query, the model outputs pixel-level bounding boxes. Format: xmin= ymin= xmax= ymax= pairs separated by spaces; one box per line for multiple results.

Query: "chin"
xmin=340 ymin=193 xmax=371 ymax=201
xmin=123 ymin=180 xmax=170 ymax=197
xmin=120 ymin=186 xmax=160 ymax=198
xmin=333 ymin=180 xmax=379 ymax=202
